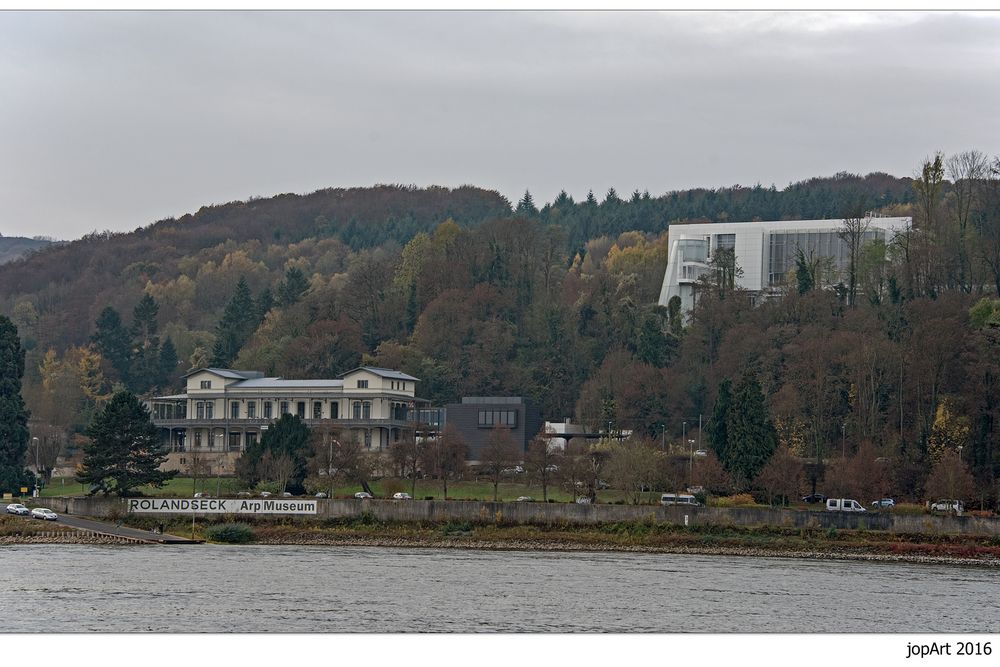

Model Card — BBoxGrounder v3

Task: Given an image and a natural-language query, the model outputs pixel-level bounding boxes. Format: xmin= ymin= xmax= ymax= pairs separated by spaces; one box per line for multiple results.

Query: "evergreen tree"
xmin=255 ymin=286 xmax=274 ymax=321
xmin=236 ymin=413 xmax=311 ymax=494
xmin=277 ymin=266 xmax=309 ymax=306
xmin=211 ymin=277 xmax=257 ymax=367
xmin=132 ymin=293 xmax=159 ymax=339
xmin=92 ymin=307 xmax=132 ymax=383
xmin=158 ymin=337 xmax=179 ymax=388
xmin=0 ymin=316 xmax=33 ymax=494
xmin=77 ymin=390 xmax=176 ymax=496
xmin=515 ymin=190 xmax=539 ymax=217
xmin=725 ymin=367 xmax=778 ymax=488
xmin=707 ymin=378 xmax=732 ymax=464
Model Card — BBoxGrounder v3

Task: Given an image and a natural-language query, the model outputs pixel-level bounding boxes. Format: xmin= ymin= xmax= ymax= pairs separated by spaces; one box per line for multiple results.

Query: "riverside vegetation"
xmin=3 ymin=155 xmax=1000 ymax=510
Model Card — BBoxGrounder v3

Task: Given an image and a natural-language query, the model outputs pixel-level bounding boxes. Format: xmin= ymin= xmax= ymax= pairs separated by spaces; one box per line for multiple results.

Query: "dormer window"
xmin=357 ymin=380 xmax=368 ymax=389
xmin=200 ymin=380 xmax=211 ymax=389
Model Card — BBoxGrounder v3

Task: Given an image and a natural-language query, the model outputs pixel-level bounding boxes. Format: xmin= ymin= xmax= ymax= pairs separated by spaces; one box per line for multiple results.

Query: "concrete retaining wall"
xmin=37 ymin=496 xmax=1000 ymax=537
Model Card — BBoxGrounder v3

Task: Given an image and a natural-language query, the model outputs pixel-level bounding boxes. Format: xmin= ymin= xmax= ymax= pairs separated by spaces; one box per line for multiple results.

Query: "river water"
xmin=1 ymin=545 xmax=994 ymax=632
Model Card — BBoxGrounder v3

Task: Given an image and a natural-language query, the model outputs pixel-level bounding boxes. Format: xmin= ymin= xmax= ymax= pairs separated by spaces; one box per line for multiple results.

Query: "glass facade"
xmin=767 ymin=230 xmax=882 ymax=286
xmin=677 ymin=239 xmax=709 ymax=263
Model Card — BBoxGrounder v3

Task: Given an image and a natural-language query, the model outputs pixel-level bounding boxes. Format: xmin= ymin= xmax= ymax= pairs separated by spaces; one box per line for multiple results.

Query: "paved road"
xmin=11 ymin=512 xmax=199 ymax=544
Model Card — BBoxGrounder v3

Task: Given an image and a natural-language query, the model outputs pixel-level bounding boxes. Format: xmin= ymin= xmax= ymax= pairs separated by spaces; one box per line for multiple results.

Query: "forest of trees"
xmin=3 ymin=157 xmax=1000 ymax=505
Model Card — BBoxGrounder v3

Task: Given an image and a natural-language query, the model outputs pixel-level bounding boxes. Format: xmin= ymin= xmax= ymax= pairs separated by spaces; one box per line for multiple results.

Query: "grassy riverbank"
xmin=113 ymin=514 xmax=1000 ymax=566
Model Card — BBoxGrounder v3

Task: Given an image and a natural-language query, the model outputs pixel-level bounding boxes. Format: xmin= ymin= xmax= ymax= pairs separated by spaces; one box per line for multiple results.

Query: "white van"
xmin=660 ymin=493 xmax=699 ymax=506
xmin=826 ymin=498 xmax=866 ymax=512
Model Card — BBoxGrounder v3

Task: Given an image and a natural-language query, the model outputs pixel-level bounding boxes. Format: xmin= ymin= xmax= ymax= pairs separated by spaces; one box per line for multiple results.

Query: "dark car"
xmin=801 ymin=493 xmax=827 ymax=504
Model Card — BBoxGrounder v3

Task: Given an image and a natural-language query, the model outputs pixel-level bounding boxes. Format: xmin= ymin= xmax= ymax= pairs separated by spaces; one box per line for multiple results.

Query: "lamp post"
xmin=32 ymin=437 xmax=39 ymax=497
xmin=841 ymin=422 xmax=846 ymax=458
xmin=660 ymin=425 xmax=666 ymax=452
xmin=958 ymin=445 xmax=964 ymax=463
xmin=682 ymin=421 xmax=687 ymax=482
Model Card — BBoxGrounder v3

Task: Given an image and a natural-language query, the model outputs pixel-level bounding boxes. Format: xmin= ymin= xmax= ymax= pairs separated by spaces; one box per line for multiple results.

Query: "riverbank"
xmin=132 ymin=515 xmax=1000 ymax=567
xmin=6 ymin=513 xmax=999 ymax=567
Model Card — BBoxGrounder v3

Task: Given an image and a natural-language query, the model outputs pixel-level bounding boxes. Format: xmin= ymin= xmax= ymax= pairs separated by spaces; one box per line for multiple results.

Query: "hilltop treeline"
xmin=5 ymin=158 xmax=1000 ymax=503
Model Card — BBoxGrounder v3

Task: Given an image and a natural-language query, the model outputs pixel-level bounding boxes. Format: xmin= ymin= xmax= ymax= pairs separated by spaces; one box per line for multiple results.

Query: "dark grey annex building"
xmin=443 ymin=397 xmax=543 ymax=462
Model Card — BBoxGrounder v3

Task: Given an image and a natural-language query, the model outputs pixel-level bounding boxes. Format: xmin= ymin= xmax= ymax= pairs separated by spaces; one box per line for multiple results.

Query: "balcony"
xmin=152 ymin=417 xmax=420 ymax=430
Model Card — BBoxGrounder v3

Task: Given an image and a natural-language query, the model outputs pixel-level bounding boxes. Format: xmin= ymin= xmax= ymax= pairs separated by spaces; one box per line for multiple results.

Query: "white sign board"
xmin=127 ymin=498 xmax=318 ymax=515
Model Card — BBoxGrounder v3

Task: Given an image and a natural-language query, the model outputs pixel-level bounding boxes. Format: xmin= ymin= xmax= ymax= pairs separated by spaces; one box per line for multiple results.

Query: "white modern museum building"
xmin=657 ymin=216 xmax=912 ymax=312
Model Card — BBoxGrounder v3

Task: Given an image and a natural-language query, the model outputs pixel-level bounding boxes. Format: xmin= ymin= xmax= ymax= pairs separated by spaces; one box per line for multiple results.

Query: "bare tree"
xmin=420 ymin=423 xmax=467 ymax=499
xmin=27 ymin=428 xmax=63 ymax=485
xmin=390 ymin=436 xmax=421 ymax=497
xmin=752 ymin=445 xmax=802 ymax=506
xmin=524 ymin=428 xmax=560 ymax=502
xmin=604 ymin=439 xmax=663 ymax=504
xmin=947 ymin=150 xmax=989 ymax=293
xmin=481 ymin=427 xmax=521 ymax=502
xmin=839 ymin=207 xmax=872 ymax=308
xmin=260 ymin=450 xmax=296 ymax=494
xmin=924 ymin=450 xmax=976 ymax=503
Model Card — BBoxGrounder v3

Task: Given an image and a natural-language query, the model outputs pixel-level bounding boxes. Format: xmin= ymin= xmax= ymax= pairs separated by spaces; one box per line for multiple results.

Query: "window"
xmin=263 ymin=402 xmax=272 ymax=419
xmin=228 ymin=432 xmax=241 ymax=451
xmin=205 ymin=402 xmax=213 ymax=419
xmin=280 ymin=401 xmax=289 ymax=415
xmin=196 ymin=402 xmax=205 ymax=419
xmin=362 ymin=401 xmax=371 ymax=419
xmin=357 ymin=379 xmax=368 ymax=389
xmin=313 ymin=401 xmax=322 ymax=419
xmin=194 ymin=430 xmax=202 ymax=448
xmin=246 ymin=432 xmax=258 ymax=447
xmin=247 ymin=402 xmax=256 ymax=419
xmin=364 ymin=430 xmax=372 ymax=449
xmin=402 ymin=382 xmax=406 ymax=391
xmin=478 ymin=410 xmax=517 ymax=428
xmin=353 ymin=401 xmax=362 ymax=419
xmin=231 ymin=402 xmax=239 ymax=419
xmin=330 ymin=402 xmax=339 ymax=419
xmin=179 ymin=457 xmax=186 ymax=465
xmin=200 ymin=380 xmax=211 ymax=389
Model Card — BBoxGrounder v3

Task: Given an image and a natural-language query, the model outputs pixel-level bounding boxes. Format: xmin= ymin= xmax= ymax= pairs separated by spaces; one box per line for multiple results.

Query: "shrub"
xmin=205 ymin=523 xmax=255 ymax=544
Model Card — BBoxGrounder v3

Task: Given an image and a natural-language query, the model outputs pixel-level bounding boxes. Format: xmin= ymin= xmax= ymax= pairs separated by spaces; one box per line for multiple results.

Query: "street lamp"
xmin=958 ymin=445 xmax=964 ymax=463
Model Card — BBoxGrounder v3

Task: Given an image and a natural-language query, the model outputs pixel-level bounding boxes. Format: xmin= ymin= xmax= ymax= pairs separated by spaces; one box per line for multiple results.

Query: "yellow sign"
xmin=20 ymin=487 xmax=28 ymax=494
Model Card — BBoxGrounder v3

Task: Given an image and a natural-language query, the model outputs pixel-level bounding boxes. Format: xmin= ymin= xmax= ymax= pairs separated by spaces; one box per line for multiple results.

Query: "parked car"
xmin=515 ymin=496 xmax=534 ymax=502
xmin=193 ymin=492 xmax=210 ymax=498
xmin=354 ymin=492 xmax=373 ymax=500
xmin=871 ymin=498 xmax=896 ymax=509
xmin=930 ymin=499 xmax=964 ymax=515
xmin=694 ymin=449 xmax=709 ymax=457
xmin=31 ymin=508 xmax=58 ymax=521
xmin=392 ymin=492 xmax=412 ymax=500
xmin=236 ymin=491 xmax=253 ymax=498
xmin=314 ymin=492 xmax=328 ymax=498
xmin=826 ymin=498 xmax=866 ymax=512
xmin=544 ymin=464 xmax=559 ymax=472
xmin=575 ymin=497 xmax=592 ymax=504
xmin=281 ymin=492 xmax=293 ymax=497
xmin=5 ymin=503 xmax=30 ymax=516
xmin=259 ymin=491 xmax=272 ymax=498
xmin=660 ymin=493 xmax=699 ymax=506
xmin=801 ymin=493 xmax=827 ymax=504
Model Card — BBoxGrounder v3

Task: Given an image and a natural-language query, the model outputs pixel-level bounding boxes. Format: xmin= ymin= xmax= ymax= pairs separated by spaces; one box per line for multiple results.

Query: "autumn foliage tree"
xmin=924 ymin=450 xmax=976 ymax=503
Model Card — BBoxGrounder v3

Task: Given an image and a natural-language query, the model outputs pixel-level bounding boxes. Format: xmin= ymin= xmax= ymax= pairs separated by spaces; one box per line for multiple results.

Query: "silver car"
xmin=5 ymin=503 xmax=30 ymax=516
xmin=31 ymin=507 xmax=58 ymax=521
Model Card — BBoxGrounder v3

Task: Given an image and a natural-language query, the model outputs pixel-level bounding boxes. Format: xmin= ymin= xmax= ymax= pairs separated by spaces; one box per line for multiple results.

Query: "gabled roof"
xmin=339 ymin=366 xmax=419 ymax=382
xmin=183 ymin=368 xmax=266 ymax=380
xmin=231 ymin=378 xmax=345 ymax=389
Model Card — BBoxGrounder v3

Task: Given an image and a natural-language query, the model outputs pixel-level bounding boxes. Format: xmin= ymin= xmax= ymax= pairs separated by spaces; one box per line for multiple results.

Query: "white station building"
xmin=657 ymin=216 xmax=911 ymax=312
xmin=148 ymin=366 xmax=424 ymax=475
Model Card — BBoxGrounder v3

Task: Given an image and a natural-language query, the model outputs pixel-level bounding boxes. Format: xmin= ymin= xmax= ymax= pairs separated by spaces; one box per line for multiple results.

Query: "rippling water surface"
xmin=1 ymin=545 xmax=994 ymax=632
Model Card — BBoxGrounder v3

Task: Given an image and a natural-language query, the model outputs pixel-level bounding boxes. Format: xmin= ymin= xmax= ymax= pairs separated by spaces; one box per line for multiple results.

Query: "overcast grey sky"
xmin=1 ymin=11 xmax=999 ymax=240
